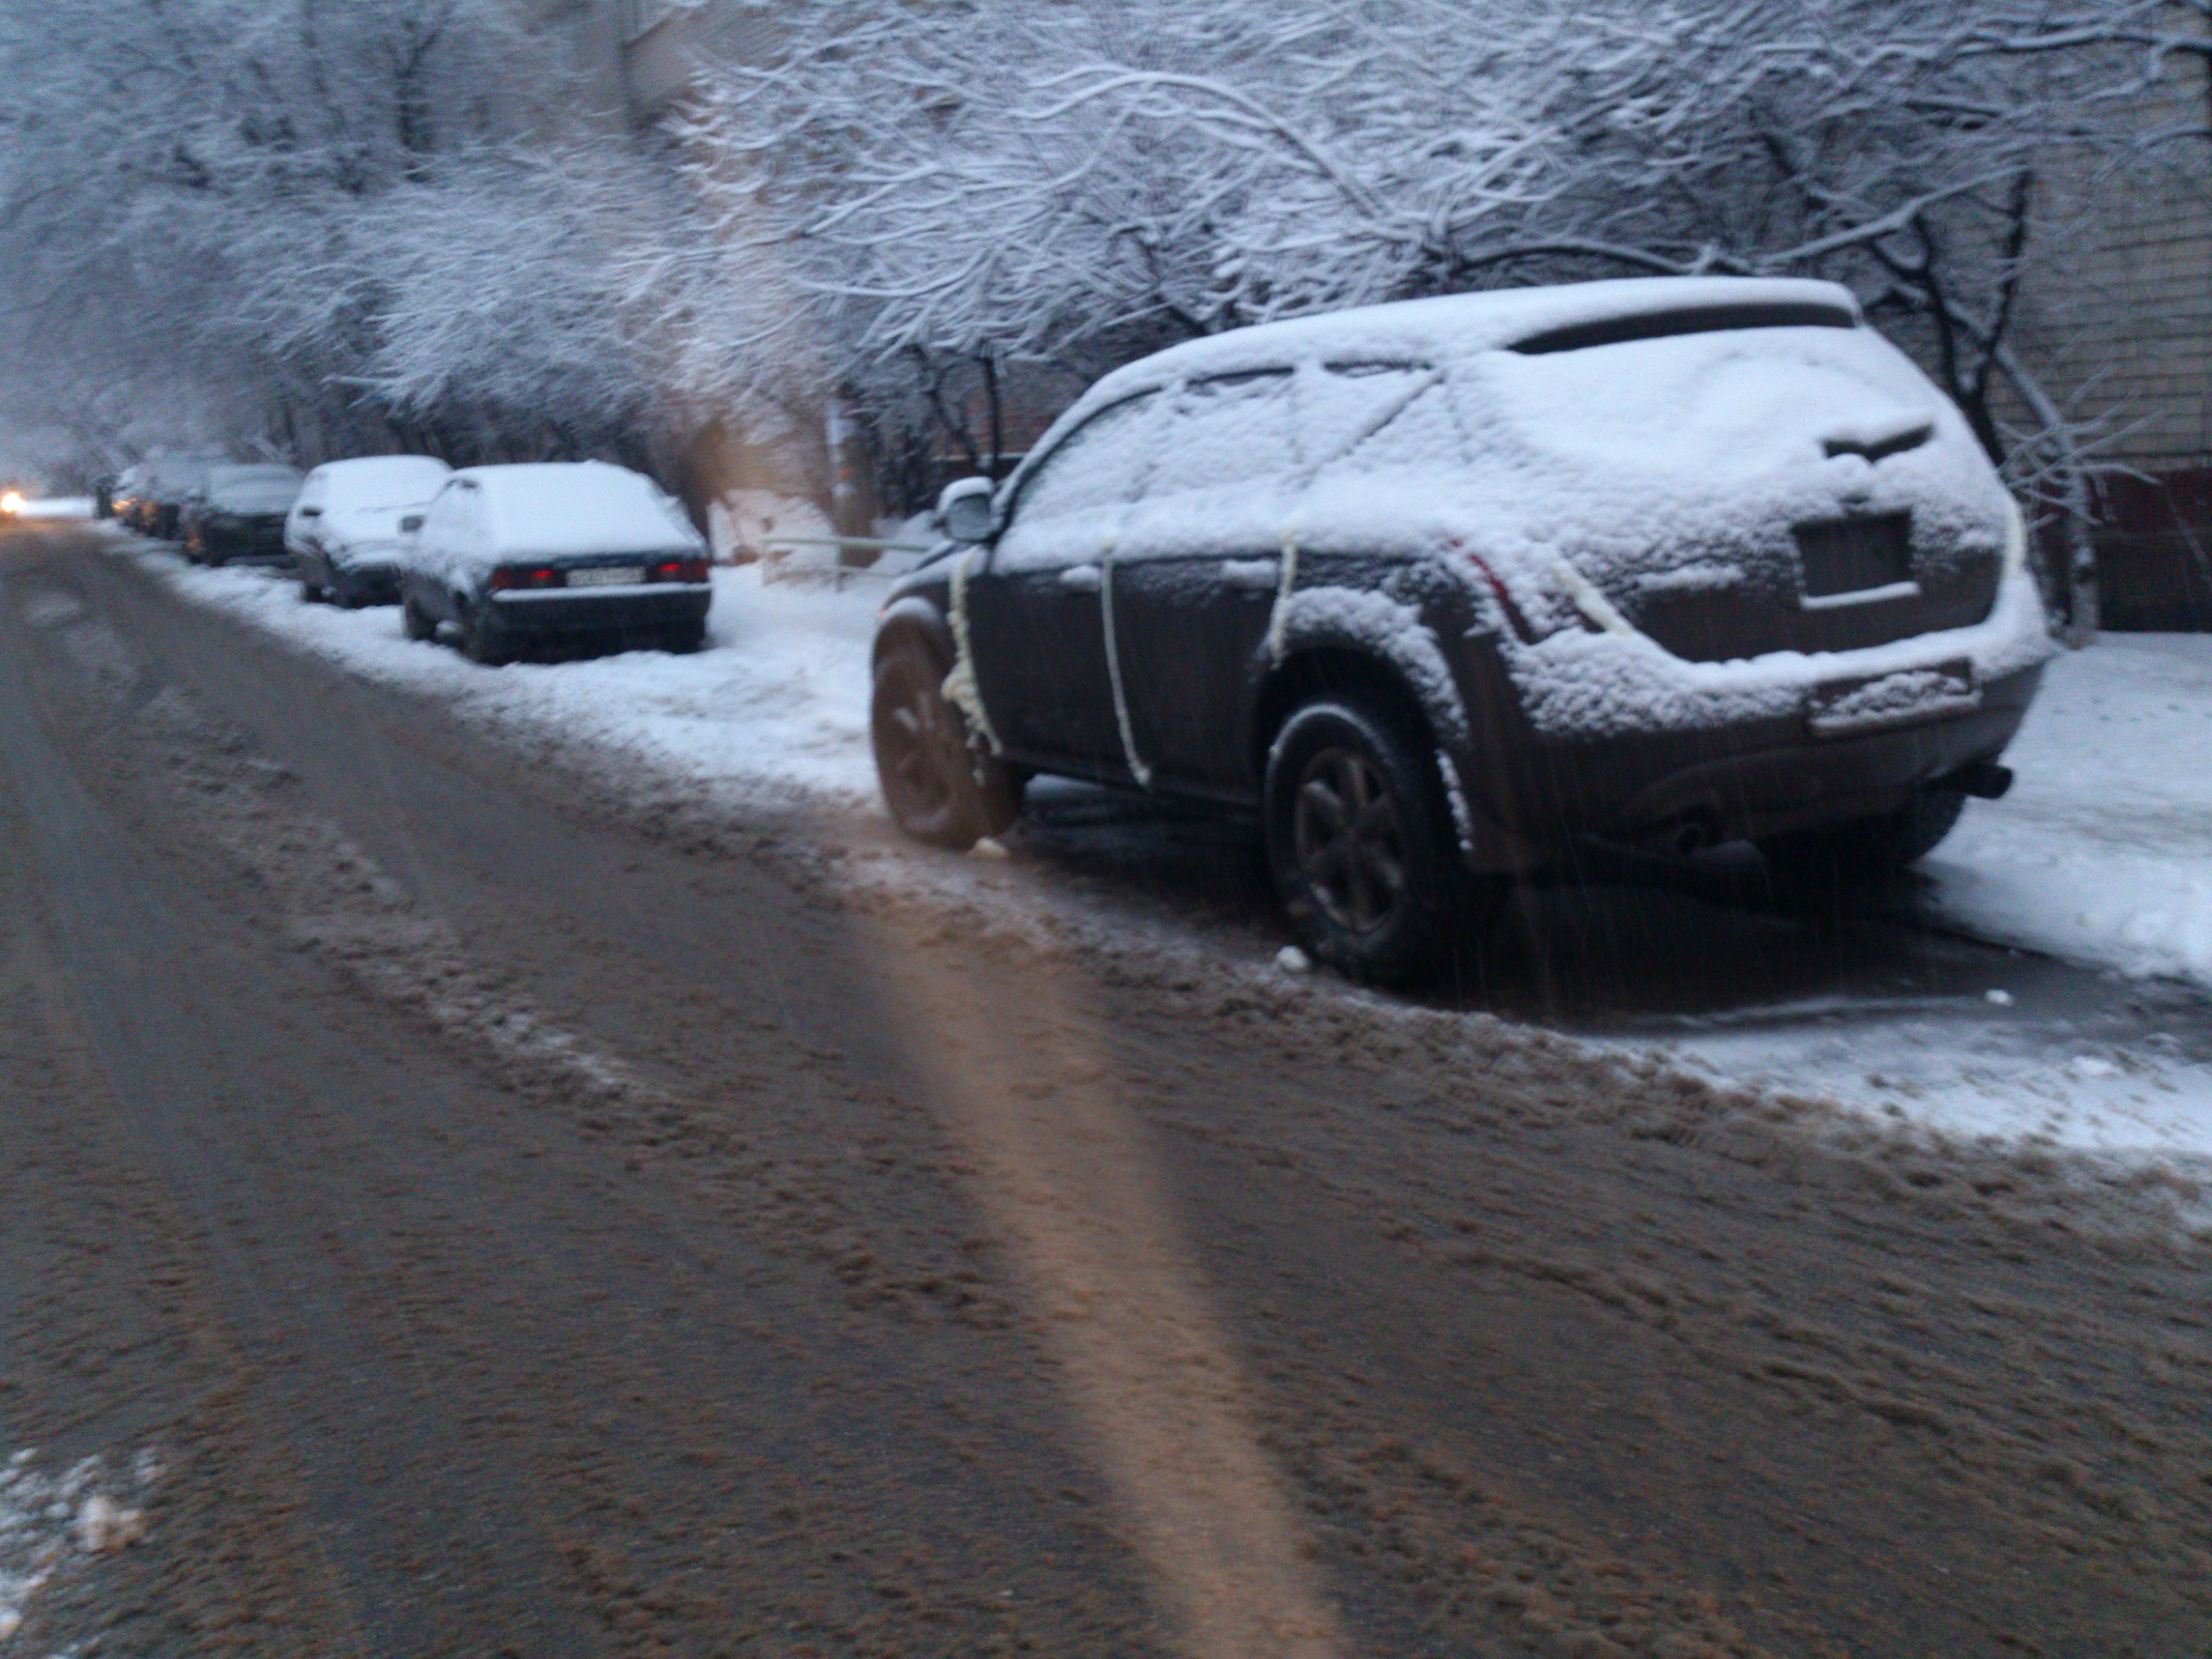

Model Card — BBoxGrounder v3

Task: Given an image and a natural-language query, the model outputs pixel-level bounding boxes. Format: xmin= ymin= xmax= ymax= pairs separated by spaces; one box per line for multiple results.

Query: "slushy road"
xmin=3 ymin=520 xmax=2206 ymax=1656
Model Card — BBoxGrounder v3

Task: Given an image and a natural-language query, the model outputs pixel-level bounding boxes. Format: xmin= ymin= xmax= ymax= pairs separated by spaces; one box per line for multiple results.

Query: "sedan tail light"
xmin=488 ymin=565 xmax=564 ymax=592
xmin=648 ymin=556 xmax=709 ymax=584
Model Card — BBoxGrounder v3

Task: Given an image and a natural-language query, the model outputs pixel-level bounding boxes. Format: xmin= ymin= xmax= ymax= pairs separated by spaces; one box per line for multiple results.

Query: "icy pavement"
xmin=106 ymin=531 xmax=2212 ymax=1161
xmin=1922 ymin=633 xmax=2212 ymax=991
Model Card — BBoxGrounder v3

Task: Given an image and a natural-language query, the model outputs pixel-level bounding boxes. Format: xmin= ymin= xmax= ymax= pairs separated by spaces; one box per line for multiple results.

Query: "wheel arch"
xmin=873 ymin=596 xmax=955 ymax=674
xmin=1248 ymin=646 xmax=1446 ymax=787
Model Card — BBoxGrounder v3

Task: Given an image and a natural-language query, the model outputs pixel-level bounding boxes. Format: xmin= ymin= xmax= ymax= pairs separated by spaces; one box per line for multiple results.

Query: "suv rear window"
xmin=1509 ymin=301 xmax=1858 ymax=356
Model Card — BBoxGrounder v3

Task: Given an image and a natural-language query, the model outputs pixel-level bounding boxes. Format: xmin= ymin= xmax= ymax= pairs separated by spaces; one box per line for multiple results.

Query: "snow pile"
xmin=12 ymin=498 xmax=92 ymax=520
xmin=129 ymin=544 xmax=881 ymax=807
xmin=1924 ymin=634 xmax=2212 ymax=990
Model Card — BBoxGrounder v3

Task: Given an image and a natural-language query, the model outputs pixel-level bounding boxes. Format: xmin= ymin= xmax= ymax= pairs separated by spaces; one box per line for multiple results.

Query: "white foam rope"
xmin=1099 ymin=537 xmax=1153 ymax=789
xmin=1268 ymin=528 xmax=1300 ymax=667
xmin=942 ymin=546 xmax=1006 ymax=761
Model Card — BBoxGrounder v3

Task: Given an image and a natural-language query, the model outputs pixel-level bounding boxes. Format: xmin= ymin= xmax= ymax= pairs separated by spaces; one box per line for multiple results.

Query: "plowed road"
xmin=3 ymin=521 xmax=2208 ymax=1657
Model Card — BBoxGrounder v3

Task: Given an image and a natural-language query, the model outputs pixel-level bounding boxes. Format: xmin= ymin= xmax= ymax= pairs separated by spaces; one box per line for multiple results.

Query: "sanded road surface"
xmin=3 ymin=520 xmax=2208 ymax=1657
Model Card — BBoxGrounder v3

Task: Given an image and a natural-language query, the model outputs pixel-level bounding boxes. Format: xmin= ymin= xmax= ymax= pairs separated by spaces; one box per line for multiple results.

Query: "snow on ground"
xmin=0 ymin=1446 xmax=150 ymax=1640
xmin=1641 ymin=990 xmax=2212 ymax=1164
xmin=1923 ymin=634 xmax=2212 ymax=990
xmin=123 ymin=540 xmax=883 ymax=810
xmin=111 ymin=529 xmax=2212 ymax=1164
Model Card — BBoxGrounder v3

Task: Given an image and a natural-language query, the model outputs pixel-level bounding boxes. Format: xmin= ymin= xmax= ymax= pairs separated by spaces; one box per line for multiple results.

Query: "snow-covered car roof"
xmin=1014 ymin=276 xmax=1861 ymax=493
xmin=206 ymin=463 xmax=304 ymax=489
xmin=307 ymin=455 xmax=450 ymax=508
xmin=450 ymin=462 xmax=703 ymax=558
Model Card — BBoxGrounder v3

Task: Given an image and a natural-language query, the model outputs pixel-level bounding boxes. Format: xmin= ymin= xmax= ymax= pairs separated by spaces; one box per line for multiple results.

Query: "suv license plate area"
xmin=1808 ymin=659 xmax=1979 ymax=739
xmin=1794 ymin=512 xmax=1912 ymax=599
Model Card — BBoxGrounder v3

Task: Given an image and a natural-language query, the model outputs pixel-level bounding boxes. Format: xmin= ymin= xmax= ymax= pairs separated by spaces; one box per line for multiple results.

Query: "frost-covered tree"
xmin=669 ymin=0 xmax=2206 ymax=620
xmin=0 ymin=0 xmax=667 ymax=465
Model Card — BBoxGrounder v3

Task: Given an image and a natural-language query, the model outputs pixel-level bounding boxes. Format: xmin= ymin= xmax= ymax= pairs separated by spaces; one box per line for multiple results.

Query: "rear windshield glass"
xmin=1508 ymin=301 xmax=1858 ymax=356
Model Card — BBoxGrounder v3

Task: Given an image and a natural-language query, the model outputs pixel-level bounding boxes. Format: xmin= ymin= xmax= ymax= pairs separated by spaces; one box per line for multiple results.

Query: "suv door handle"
xmin=1220 ymin=557 xmax=1280 ymax=591
xmin=1060 ymin=563 xmax=1103 ymax=592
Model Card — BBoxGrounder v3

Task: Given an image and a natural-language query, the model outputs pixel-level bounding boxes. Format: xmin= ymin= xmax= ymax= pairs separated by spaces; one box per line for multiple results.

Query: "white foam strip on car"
xmin=1267 ymin=529 xmax=1299 ymax=667
xmin=941 ymin=547 xmax=1006 ymax=757
xmin=1549 ymin=554 xmax=1636 ymax=635
xmin=1099 ymin=538 xmax=1153 ymax=789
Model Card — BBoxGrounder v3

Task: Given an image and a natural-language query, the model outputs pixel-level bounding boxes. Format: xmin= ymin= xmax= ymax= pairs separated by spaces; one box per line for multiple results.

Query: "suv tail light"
xmin=488 ymin=565 xmax=563 ymax=592
xmin=649 ymin=556 xmax=709 ymax=584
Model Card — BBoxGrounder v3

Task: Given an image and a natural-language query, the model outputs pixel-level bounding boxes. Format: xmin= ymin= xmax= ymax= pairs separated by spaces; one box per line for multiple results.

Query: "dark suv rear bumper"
xmin=1457 ymin=663 xmax=2043 ymax=869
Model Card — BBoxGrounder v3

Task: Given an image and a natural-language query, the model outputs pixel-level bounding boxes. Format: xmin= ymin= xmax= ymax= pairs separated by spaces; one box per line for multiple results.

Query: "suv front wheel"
xmin=1264 ymin=696 xmax=1484 ymax=985
xmin=871 ymin=637 xmax=1020 ymax=851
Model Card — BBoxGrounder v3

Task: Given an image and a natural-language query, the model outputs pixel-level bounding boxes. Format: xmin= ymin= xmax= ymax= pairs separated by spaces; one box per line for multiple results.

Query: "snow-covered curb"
xmin=121 ymin=537 xmax=884 ymax=813
xmin=1922 ymin=634 xmax=2212 ymax=989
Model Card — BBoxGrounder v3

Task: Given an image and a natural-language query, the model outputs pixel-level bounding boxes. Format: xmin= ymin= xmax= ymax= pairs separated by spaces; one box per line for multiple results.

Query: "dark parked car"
xmin=398 ymin=462 xmax=712 ymax=665
xmin=869 ymin=276 xmax=2055 ymax=982
xmin=111 ymin=464 xmax=152 ymax=530
xmin=140 ymin=456 xmax=212 ymax=540
xmin=287 ymin=454 xmax=451 ymax=607
xmin=180 ymin=464 xmax=306 ymax=565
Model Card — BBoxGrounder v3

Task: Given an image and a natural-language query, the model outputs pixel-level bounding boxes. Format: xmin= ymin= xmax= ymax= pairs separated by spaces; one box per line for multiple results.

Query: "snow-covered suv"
xmin=870 ymin=276 xmax=2054 ymax=983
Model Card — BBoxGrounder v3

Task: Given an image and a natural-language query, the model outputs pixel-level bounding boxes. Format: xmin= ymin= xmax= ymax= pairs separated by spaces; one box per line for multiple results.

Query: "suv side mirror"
xmin=935 ymin=477 xmax=995 ymax=545
xmin=399 ymin=514 xmax=424 ymax=534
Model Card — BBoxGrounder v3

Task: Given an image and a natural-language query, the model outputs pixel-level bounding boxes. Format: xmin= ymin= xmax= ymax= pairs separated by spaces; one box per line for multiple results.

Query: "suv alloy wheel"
xmin=1264 ymin=696 xmax=1484 ymax=985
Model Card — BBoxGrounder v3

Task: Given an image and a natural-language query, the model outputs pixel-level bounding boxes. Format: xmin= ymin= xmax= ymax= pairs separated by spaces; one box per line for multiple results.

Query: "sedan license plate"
xmin=568 ymin=566 xmax=644 ymax=588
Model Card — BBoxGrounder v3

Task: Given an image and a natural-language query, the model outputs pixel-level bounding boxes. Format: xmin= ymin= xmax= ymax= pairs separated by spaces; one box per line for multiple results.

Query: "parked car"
xmin=111 ymin=463 xmax=153 ymax=532
xmin=180 ymin=464 xmax=306 ymax=565
xmin=141 ymin=456 xmax=213 ymax=540
xmin=869 ymin=275 xmax=2055 ymax=983
xmin=287 ymin=455 xmax=451 ymax=607
xmin=397 ymin=462 xmax=712 ymax=664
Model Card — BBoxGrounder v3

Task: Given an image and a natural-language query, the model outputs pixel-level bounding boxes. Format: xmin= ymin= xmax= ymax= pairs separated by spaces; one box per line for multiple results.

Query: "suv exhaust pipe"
xmin=1944 ymin=760 xmax=2013 ymax=800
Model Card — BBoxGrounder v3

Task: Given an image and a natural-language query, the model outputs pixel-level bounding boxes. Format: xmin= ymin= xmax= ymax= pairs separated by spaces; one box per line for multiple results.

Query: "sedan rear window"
xmin=1509 ymin=301 xmax=1858 ymax=356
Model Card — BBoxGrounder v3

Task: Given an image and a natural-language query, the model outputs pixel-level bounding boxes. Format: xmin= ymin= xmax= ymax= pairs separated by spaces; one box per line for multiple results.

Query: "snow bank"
xmin=1923 ymin=634 xmax=2212 ymax=991
xmin=14 ymin=497 xmax=91 ymax=519
xmin=131 ymin=545 xmax=881 ymax=808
